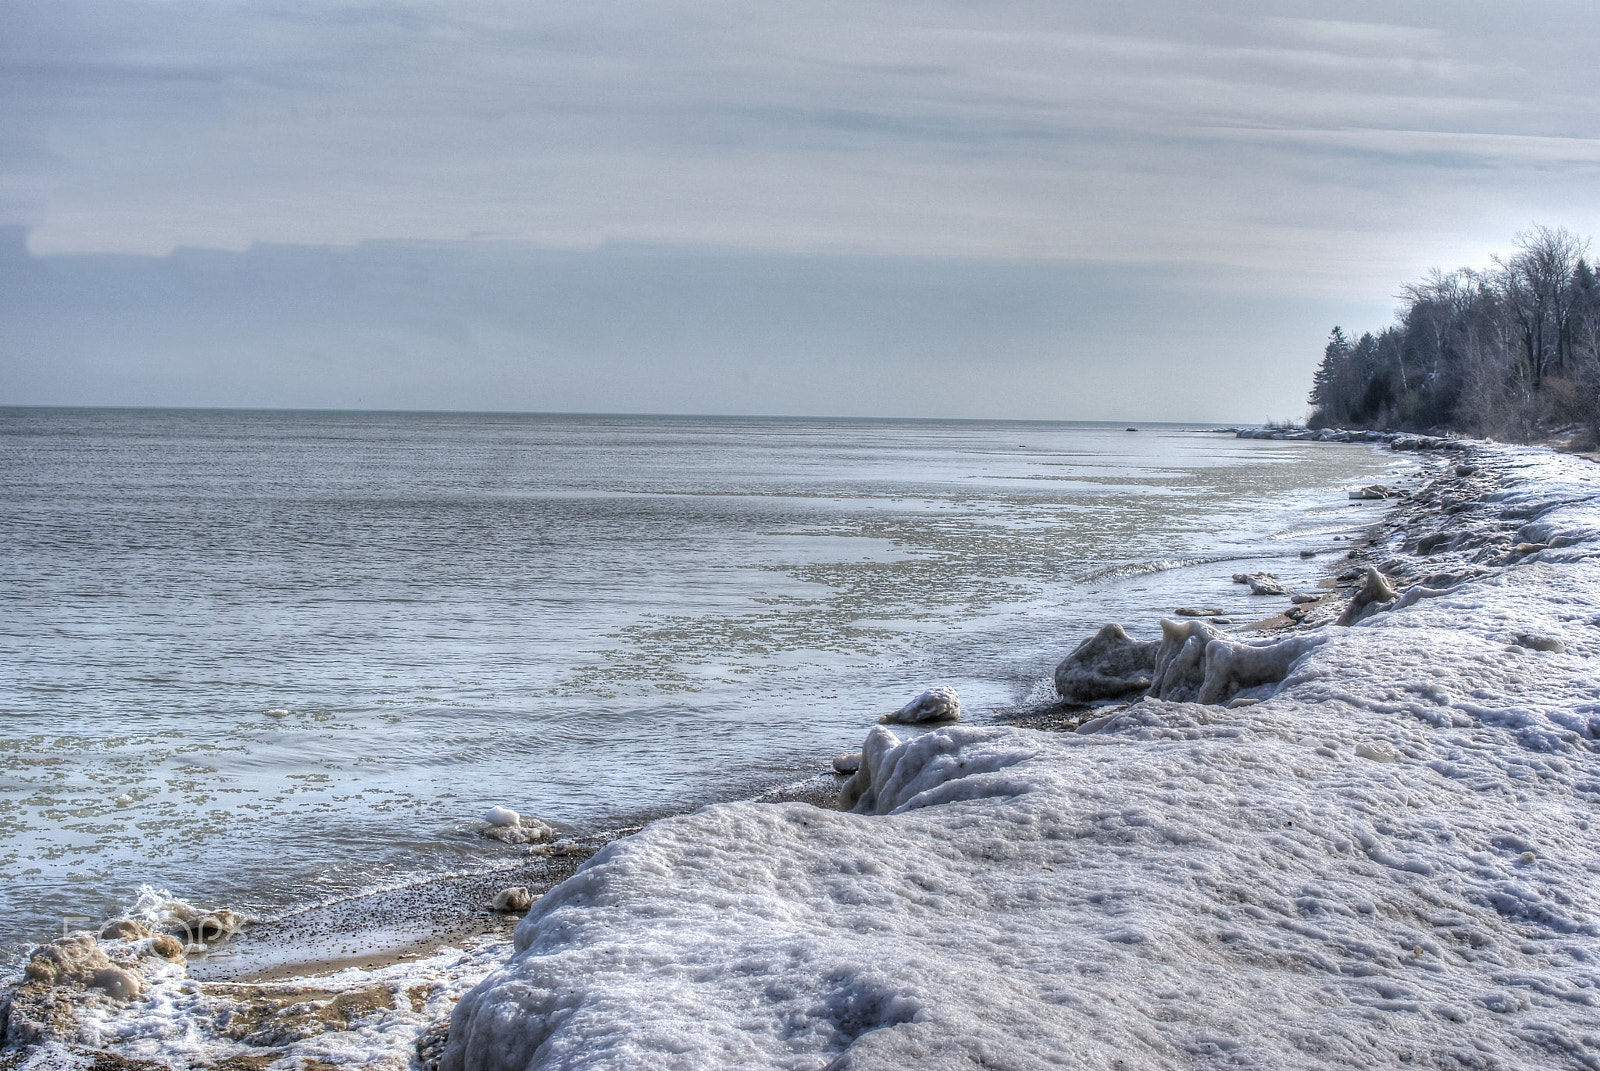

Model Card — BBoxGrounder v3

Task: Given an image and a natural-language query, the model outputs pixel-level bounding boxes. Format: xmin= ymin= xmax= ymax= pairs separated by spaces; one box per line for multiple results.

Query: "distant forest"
xmin=1308 ymin=226 xmax=1600 ymax=444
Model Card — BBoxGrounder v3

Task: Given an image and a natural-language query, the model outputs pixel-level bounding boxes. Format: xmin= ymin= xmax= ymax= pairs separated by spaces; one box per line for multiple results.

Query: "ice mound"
xmin=3 ymin=890 xmax=258 ymax=1048
xmin=3 ymin=925 xmax=192 ymax=1046
xmin=1151 ymin=619 xmax=1322 ymax=705
xmin=21 ymin=936 xmax=143 ymax=1000
xmin=440 ymin=446 xmax=1600 ymax=1071
xmin=1051 ymin=623 xmax=1157 ymax=703
xmin=837 ymin=724 xmax=1039 ymax=814
xmin=1054 ymin=617 xmax=1321 ymax=708
xmin=5 ymin=927 xmax=515 ymax=1065
xmin=480 ymin=810 xmax=556 ymax=845
xmin=878 ymin=686 xmax=961 ymax=725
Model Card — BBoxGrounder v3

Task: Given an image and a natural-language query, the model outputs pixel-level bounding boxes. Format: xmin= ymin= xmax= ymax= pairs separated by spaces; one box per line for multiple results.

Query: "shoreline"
xmin=1 ymin=432 xmax=1478 ymax=1068
xmin=187 ymin=773 xmax=846 ymax=985
xmin=214 ymin=454 xmax=1417 ymax=986
xmin=1002 ymin=427 xmax=1448 ymax=733
xmin=436 ymin=434 xmax=1600 ymax=1069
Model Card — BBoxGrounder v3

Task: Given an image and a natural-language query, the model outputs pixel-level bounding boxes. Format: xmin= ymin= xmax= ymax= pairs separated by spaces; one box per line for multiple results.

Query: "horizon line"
xmin=0 ymin=402 xmax=1260 ymax=428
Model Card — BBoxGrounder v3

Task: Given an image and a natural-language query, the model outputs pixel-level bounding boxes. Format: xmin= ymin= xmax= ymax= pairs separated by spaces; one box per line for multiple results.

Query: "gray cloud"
xmin=0 ymin=229 xmax=1391 ymax=420
xmin=2 ymin=0 xmax=1597 ymax=417
xmin=8 ymin=1 xmax=1598 ymax=271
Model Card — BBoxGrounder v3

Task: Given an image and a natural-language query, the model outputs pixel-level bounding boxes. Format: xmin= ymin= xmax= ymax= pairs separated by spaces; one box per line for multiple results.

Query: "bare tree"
xmin=1313 ymin=227 xmax=1594 ymax=442
xmin=1493 ymin=225 xmax=1589 ymax=388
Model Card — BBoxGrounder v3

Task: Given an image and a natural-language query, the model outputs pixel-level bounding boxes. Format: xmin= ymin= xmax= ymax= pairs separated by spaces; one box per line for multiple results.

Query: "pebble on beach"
xmin=1232 ymin=572 xmax=1290 ymax=596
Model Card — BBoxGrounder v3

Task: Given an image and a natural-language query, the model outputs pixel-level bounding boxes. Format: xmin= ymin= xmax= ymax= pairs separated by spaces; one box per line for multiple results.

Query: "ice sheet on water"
xmin=442 ymin=445 xmax=1600 ymax=1070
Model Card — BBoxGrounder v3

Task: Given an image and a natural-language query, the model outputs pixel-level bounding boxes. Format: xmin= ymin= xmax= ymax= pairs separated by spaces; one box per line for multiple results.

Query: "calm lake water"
xmin=0 ymin=409 xmax=1403 ymax=960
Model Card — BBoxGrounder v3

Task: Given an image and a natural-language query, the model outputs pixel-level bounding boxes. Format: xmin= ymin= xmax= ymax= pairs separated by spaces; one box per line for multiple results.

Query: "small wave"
xmin=1075 ymin=555 xmax=1240 ymax=583
xmin=1266 ymin=524 xmax=1368 ymax=541
xmin=1020 ymin=674 xmax=1058 ymax=707
xmin=126 ymin=884 xmax=199 ymax=927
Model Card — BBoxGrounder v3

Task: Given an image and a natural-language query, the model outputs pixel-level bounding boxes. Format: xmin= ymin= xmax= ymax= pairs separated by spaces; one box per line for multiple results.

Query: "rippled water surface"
xmin=0 ymin=409 xmax=1404 ymax=956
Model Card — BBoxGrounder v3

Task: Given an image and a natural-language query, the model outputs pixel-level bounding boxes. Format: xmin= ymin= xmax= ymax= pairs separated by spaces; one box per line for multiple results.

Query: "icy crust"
xmin=3 ymin=935 xmax=510 ymax=1071
xmin=443 ymin=445 xmax=1600 ymax=1071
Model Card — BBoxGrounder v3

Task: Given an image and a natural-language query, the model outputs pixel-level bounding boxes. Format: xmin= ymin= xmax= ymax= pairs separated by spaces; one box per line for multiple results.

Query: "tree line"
xmin=1308 ymin=225 xmax=1600 ymax=443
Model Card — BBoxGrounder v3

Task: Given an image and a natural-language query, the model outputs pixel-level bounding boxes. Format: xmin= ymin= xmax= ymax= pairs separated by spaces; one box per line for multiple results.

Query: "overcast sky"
xmin=4 ymin=1 xmax=1600 ymax=420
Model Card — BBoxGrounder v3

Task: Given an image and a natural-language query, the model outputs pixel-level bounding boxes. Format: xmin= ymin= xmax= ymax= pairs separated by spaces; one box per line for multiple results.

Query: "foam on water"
xmin=1074 ymin=554 xmax=1240 ymax=583
xmin=0 ymin=410 xmax=1404 ymax=962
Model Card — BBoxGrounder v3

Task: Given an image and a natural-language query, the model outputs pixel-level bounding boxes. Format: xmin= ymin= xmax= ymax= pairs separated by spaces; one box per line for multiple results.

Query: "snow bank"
xmin=443 ymin=446 xmax=1600 ymax=1070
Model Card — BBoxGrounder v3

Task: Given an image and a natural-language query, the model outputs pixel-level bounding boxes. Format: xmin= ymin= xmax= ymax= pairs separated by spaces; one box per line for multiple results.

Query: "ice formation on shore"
xmin=1334 ymin=566 xmax=1398 ymax=625
xmin=1051 ymin=623 xmax=1157 ymax=703
xmin=491 ymin=888 xmax=534 ymax=913
xmin=438 ymin=444 xmax=1600 ymax=1070
xmin=878 ymin=686 xmax=961 ymax=725
xmin=1056 ymin=615 xmax=1325 ymax=710
xmin=480 ymin=811 xmax=556 ymax=846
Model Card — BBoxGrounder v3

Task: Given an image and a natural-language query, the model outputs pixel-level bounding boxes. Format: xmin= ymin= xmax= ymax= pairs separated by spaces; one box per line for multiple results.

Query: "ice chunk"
xmin=838 ymin=725 xmax=1036 ymax=815
xmin=879 ymin=686 xmax=961 ymax=725
xmin=1148 ymin=617 xmax=1222 ymax=701
xmin=1349 ymin=483 xmax=1393 ymax=499
xmin=22 ymin=935 xmax=127 ymax=993
xmin=98 ymin=919 xmax=150 ymax=941
xmin=1354 ymin=741 xmax=1399 ymax=762
xmin=484 ymin=806 xmax=520 ymax=827
xmin=485 ymin=820 xmax=556 ymax=845
xmin=1194 ymin=633 xmax=1322 ymax=705
xmin=1335 ymin=567 xmax=1397 ymax=625
xmin=1513 ymin=632 xmax=1566 ymax=653
xmin=1144 ymin=618 xmax=1318 ymax=705
xmin=1052 ymin=623 xmax=1158 ymax=703
xmin=481 ymin=809 xmax=556 ymax=845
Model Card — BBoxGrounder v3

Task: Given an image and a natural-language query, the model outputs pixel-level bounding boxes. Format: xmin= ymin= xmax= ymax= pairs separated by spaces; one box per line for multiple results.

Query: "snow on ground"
xmin=443 ymin=445 xmax=1600 ymax=1070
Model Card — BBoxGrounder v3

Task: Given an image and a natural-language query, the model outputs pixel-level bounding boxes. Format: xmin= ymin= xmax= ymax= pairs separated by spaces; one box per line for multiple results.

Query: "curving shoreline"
xmin=440 ymin=434 xmax=1600 ymax=1069
xmin=15 ymin=432 xmax=1598 ymax=1069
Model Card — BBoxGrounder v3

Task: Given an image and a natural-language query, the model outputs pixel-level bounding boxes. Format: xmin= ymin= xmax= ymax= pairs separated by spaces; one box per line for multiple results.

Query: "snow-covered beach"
xmin=439 ymin=440 xmax=1600 ymax=1070
xmin=9 ymin=437 xmax=1600 ymax=1069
